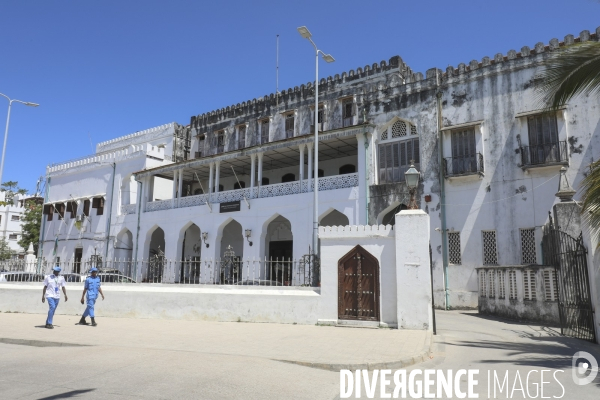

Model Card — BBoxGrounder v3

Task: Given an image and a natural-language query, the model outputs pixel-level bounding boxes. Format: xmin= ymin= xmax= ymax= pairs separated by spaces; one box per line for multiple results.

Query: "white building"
xmin=40 ymin=26 xmax=600 ymax=315
xmin=0 ymin=192 xmax=41 ymax=256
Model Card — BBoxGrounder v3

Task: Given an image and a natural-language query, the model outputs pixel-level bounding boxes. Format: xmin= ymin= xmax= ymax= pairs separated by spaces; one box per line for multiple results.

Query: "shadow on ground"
xmin=38 ymin=389 xmax=96 ymax=399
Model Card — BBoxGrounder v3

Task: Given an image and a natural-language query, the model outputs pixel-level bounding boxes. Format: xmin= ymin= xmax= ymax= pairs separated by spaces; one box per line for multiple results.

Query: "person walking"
xmin=78 ymin=267 xmax=104 ymax=326
xmin=42 ymin=266 xmax=68 ymax=329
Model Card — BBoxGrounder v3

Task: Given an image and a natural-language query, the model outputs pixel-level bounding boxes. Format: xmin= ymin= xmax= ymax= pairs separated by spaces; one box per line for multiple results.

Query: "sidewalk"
xmin=0 ymin=312 xmax=432 ymax=371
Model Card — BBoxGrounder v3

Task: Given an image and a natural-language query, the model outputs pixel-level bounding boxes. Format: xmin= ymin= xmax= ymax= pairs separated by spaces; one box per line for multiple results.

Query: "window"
xmin=9 ymin=234 xmax=17 ymax=240
xmin=213 ymin=185 xmax=224 ymax=192
xmin=311 ymin=169 xmax=324 ymax=178
xmin=238 ymin=125 xmax=246 ymax=149
xmin=544 ymin=270 xmax=558 ymax=301
xmin=482 ymin=230 xmax=498 ymax=265
xmin=285 ymin=114 xmax=295 ymax=138
xmin=92 ymin=197 xmax=104 ymax=216
xmin=55 ymin=203 xmax=65 ymax=220
xmin=233 ymin=181 xmax=246 ymax=190
xmin=488 ymin=270 xmax=495 ymax=298
xmin=83 ymin=200 xmax=90 ymax=217
xmin=498 ymin=270 xmax=506 ymax=299
xmin=43 ymin=204 xmax=54 ymax=221
xmin=479 ymin=271 xmax=486 ymax=297
xmin=520 ymin=228 xmax=537 ymax=265
xmin=523 ymin=269 xmax=536 ymax=300
xmin=446 ymin=128 xmax=481 ymax=176
xmin=342 ymin=100 xmax=354 ymax=127
xmin=66 ymin=201 xmax=78 ymax=219
xmin=509 ymin=271 xmax=517 ymax=299
xmin=378 ymin=138 xmax=420 ymax=184
xmin=448 ymin=232 xmax=461 ymax=264
xmin=311 ymin=106 xmax=325 ymax=133
xmin=194 ymin=188 xmax=203 ymax=195
xmin=261 ymin=177 xmax=269 ymax=186
xmin=261 ymin=119 xmax=269 ymax=144
xmin=11 ymin=215 xmax=19 ymax=221
xmin=216 ymin=130 xmax=225 ymax=153
xmin=282 ymin=173 xmax=295 ymax=183
xmin=523 ymin=113 xmax=566 ymax=166
xmin=196 ymin=134 xmax=205 ymax=158
xmin=339 ymin=164 xmax=355 ymax=175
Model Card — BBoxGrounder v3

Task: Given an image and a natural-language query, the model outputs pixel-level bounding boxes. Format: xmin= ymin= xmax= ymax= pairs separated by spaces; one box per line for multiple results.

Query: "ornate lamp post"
xmin=405 ymin=161 xmax=421 ymax=210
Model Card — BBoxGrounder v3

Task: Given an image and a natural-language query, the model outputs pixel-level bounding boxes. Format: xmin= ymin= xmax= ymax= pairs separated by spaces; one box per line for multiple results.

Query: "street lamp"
xmin=297 ymin=25 xmax=335 ymax=258
xmin=0 ymin=93 xmax=39 ymax=186
xmin=405 ymin=161 xmax=420 ymax=210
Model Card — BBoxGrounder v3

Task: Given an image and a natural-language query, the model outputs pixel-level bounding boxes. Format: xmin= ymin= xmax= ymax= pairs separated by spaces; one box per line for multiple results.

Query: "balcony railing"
xmin=444 ymin=153 xmax=484 ymax=177
xmin=520 ymin=141 xmax=568 ymax=167
xmin=343 ymin=117 xmax=354 ymax=128
xmin=121 ymin=204 xmax=137 ymax=215
xmin=146 ymin=173 xmax=359 ymax=212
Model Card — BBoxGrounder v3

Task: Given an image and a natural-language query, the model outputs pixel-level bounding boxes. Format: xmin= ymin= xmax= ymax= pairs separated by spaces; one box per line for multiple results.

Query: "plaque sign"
xmin=220 ymin=201 xmax=241 ymax=213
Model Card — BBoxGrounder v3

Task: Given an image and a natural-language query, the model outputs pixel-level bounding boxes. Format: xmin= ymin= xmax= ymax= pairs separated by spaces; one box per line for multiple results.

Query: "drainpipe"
xmin=37 ymin=174 xmax=50 ymax=273
xmin=364 ymin=126 xmax=370 ymax=224
xmin=104 ymin=163 xmax=116 ymax=264
xmin=133 ymin=178 xmax=143 ymax=282
xmin=436 ymin=73 xmax=450 ymax=310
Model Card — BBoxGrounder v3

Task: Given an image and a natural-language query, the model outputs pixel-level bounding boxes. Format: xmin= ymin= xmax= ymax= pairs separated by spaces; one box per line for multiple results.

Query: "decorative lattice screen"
xmin=381 ymin=128 xmax=388 ymax=141
xmin=411 ymin=124 xmax=417 ymax=136
xmin=520 ymin=228 xmax=537 ymax=265
xmin=479 ymin=270 xmax=487 ymax=297
xmin=523 ymin=269 xmax=536 ymax=300
xmin=448 ymin=232 xmax=461 ymax=264
xmin=488 ymin=270 xmax=495 ymax=298
xmin=544 ymin=270 xmax=558 ymax=301
xmin=482 ymin=231 xmax=498 ymax=265
xmin=509 ymin=271 xmax=517 ymax=299
xmin=391 ymin=121 xmax=407 ymax=138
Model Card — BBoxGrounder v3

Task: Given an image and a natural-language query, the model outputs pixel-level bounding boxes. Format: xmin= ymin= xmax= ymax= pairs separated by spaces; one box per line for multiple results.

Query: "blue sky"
xmin=0 ymin=0 xmax=597 ymax=193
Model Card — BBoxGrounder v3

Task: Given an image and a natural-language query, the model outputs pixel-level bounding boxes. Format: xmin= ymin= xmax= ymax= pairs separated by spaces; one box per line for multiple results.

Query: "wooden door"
xmin=338 ymin=245 xmax=379 ymax=321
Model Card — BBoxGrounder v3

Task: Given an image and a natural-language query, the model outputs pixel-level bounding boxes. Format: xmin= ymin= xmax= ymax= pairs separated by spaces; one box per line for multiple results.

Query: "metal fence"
xmin=520 ymin=141 xmax=568 ymax=167
xmin=0 ymin=256 xmax=320 ymax=287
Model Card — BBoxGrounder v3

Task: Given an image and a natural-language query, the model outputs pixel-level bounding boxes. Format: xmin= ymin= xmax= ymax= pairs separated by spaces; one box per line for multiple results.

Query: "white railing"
xmin=145 ymin=173 xmax=359 ymax=212
xmin=121 ymin=204 xmax=137 ymax=215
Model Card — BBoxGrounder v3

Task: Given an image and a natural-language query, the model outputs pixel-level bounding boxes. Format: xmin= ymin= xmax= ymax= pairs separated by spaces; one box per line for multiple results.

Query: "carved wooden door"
xmin=338 ymin=245 xmax=379 ymax=321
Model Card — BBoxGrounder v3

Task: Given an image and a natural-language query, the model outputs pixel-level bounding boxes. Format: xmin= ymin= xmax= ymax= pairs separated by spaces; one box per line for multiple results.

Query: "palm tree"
xmin=536 ymin=41 xmax=600 ymax=244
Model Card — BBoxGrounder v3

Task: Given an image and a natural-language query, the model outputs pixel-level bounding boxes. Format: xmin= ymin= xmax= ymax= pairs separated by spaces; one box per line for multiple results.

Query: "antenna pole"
xmin=276 ymin=34 xmax=279 ymax=98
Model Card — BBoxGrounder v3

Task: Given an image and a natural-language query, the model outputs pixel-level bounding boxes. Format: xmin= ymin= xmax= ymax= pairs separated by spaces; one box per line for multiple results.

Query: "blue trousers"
xmin=82 ymin=297 xmax=97 ymax=318
xmin=46 ymin=297 xmax=59 ymax=325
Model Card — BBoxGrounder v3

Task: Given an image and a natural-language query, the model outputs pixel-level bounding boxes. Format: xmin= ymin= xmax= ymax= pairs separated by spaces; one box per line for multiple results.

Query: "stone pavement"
xmin=0 ymin=312 xmax=431 ymax=370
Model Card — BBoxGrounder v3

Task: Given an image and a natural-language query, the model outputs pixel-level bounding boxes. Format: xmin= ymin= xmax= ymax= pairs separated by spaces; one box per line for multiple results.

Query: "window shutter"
xmin=413 ymin=139 xmax=420 ymax=163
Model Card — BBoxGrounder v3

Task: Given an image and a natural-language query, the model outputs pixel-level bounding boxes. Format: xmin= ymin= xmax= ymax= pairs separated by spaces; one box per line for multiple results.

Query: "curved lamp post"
xmin=405 ymin=162 xmax=421 ymax=210
xmin=0 ymin=93 xmax=39 ymax=185
xmin=297 ymin=26 xmax=335 ymax=257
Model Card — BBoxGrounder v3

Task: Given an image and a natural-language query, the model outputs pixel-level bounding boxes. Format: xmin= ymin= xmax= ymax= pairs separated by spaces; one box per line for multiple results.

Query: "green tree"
xmin=18 ymin=202 xmax=42 ymax=255
xmin=0 ymin=181 xmax=28 ymax=204
xmin=536 ymin=41 xmax=600 ymax=244
xmin=0 ymin=237 xmax=15 ymax=260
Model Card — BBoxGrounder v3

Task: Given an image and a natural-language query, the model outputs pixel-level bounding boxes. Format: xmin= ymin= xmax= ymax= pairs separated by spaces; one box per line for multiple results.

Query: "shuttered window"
xmin=451 ymin=128 xmax=476 ymax=158
xmin=55 ymin=203 xmax=65 ymax=220
xmin=66 ymin=201 xmax=78 ymax=219
xmin=285 ymin=114 xmax=295 ymax=138
xmin=378 ymin=138 xmax=420 ymax=184
xmin=92 ymin=197 xmax=104 ymax=216
xmin=83 ymin=200 xmax=90 ymax=217
xmin=43 ymin=204 xmax=54 ymax=221
xmin=238 ymin=125 xmax=246 ymax=149
xmin=261 ymin=120 xmax=269 ymax=144
xmin=527 ymin=114 xmax=558 ymax=147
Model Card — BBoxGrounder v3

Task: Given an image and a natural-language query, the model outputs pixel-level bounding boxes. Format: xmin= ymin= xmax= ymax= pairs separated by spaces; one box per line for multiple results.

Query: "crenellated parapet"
xmin=96 ymin=123 xmax=179 ymax=153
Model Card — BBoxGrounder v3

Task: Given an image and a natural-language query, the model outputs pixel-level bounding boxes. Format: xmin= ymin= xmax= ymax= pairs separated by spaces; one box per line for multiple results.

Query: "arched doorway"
xmin=380 ymin=203 xmax=408 ymax=226
xmin=180 ymin=224 xmax=201 ymax=283
xmin=338 ymin=245 xmax=380 ymax=321
xmin=320 ymin=209 xmax=350 ymax=227
xmin=219 ymin=219 xmax=243 ymax=283
xmin=115 ymin=229 xmax=134 ymax=277
xmin=147 ymin=227 xmax=165 ymax=282
xmin=265 ymin=215 xmax=293 ymax=284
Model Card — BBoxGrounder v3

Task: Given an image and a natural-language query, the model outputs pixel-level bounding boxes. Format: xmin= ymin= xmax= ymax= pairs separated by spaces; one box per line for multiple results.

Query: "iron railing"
xmin=520 ymin=141 xmax=568 ymax=167
xmin=444 ymin=153 xmax=484 ymax=177
xmin=343 ymin=117 xmax=354 ymax=128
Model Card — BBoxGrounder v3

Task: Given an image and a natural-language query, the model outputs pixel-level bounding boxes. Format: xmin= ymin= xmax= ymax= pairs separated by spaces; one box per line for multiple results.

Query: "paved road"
xmin=0 ymin=311 xmax=598 ymax=399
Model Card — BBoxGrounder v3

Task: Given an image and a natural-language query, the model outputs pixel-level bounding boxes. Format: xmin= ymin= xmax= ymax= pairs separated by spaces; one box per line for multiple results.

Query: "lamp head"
xmin=25 ymin=102 xmax=39 ymax=107
xmin=297 ymin=26 xmax=312 ymax=39
xmin=322 ymin=53 xmax=335 ymax=63
xmin=404 ymin=163 xmax=420 ymax=189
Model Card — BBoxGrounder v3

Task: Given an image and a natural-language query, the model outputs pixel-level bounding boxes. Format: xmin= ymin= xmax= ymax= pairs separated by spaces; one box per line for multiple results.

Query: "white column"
xmin=208 ymin=163 xmax=214 ymax=203
xmin=172 ymin=171 xmax=177 ymax=199
xmin=257 ymin=153 xmax=263 ymax=197
xmin=356 ymin=132 xmax=367 ymax=225
xmin=250 ymin=154 xmax=256 ymax=198
xmin=395 ymin=210 xmax=432 ymax=331
xmin=214 ymin=161 xmax=221 ymax=194
xmin=299 ymin=144 xmax=305 ymax=184
xmin=306 ymin=143 xmax=313 ymax=192
xmin=178 ymin=170 xmax=184 ymax=197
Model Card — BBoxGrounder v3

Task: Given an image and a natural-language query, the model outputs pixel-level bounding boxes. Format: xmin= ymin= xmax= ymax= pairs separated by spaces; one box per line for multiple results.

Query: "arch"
xmin=338 ymin=245 xmax=380 ymax=321
xmin=218 ymin=218 xmax=244 ymax=284
xmin=179 ymin=223 xmax=202 ymax=283
xmin=378 ymin=116 xmax=416 ymax=142
xmin=120 ymin=174 xmax=137 ymax=205
xmin=281 ymin=173 xmax=295 ymax=183
xmin=115 ymin=228 xmax=134 ymax=276
xmin=146 ymin=225 xmax=165 ymax=282
xmin=233 ymin=181 xmax=246 ymax=190
xmin=377 ymin=202 xmax=408 ymax=226
xmin=339 ymin=164 xmax=356 ymax=175
xmin=261 ymin=177 xmax=270 ymax=186
xmin=320 ymin=208 xmax=350 ymax=227
xmin=264 ymin=215 xmax=293 ymax=284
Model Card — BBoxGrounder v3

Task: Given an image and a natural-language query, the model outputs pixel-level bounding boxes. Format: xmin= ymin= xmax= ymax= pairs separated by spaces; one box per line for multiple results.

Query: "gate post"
xmin=395 ymin=209 xmax=433 ymax=331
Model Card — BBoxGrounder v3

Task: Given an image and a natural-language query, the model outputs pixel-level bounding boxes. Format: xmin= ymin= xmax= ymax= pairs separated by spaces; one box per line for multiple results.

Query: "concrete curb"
xmin=273 ymin=331 xmax=434 ymax=372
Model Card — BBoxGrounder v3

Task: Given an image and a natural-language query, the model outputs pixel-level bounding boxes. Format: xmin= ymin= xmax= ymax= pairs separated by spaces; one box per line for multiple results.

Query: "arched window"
xmin=339 ymin=164 xmax=356 ymax=175
xmin=261 ymin=177 xmax=270 ymax=186
xmin=379 ymin=119 xmax=419 ymax=184
xmin=233 ymin=181 xmax=246 ymax=190
xmin=213 ymin=185 xmax=224 ymax=192
xmin=194 ymin=188 xmax=203 ymax=195
xmin=282 ymin=173 xmax=295 ymax=183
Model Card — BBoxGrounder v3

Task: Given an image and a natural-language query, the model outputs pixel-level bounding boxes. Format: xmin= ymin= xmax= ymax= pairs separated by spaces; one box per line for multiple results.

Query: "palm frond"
xmin=535 ymin=42 xmax=600 ymax=110
xmin=580 ymin=159 xmax=600 ymax=246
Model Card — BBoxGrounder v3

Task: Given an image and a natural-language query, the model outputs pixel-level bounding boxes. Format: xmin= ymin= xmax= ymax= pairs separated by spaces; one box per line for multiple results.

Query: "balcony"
xmin=520 ymin=141 xmax=568 ymax=169
xmin=444 ymin=153 xmax=484 ymax=177
xmin=145 ymin=173 xmax=359 ymax=212
xmin=343 ymin=117 xmax=354 ymax=128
